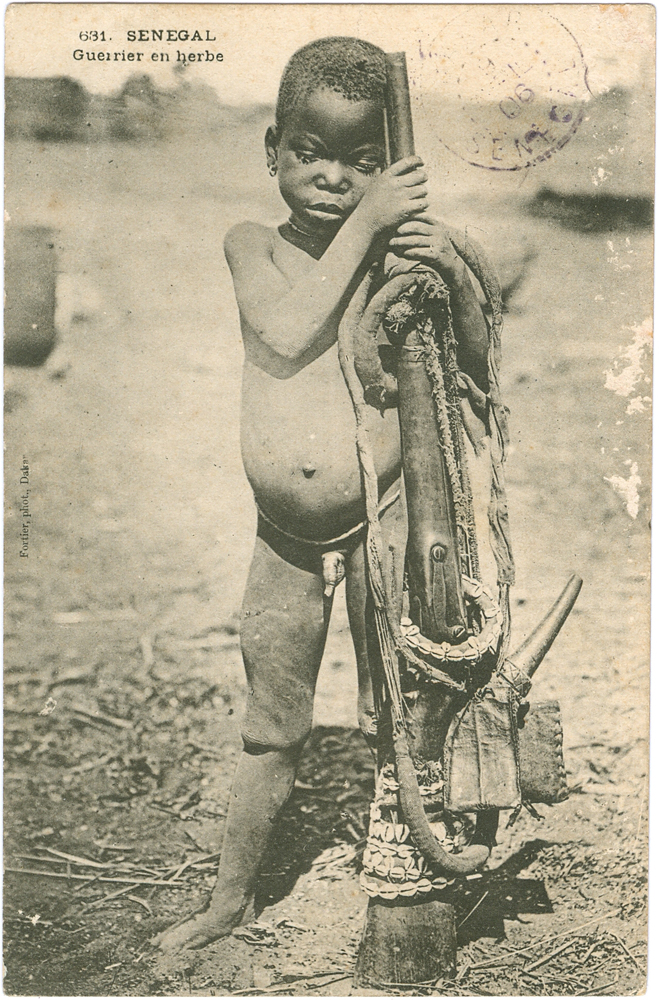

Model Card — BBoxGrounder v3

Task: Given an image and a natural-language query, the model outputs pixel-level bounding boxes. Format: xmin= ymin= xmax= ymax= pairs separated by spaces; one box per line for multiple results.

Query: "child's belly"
xmin=241 ymin=353 xmax=401 ymax=540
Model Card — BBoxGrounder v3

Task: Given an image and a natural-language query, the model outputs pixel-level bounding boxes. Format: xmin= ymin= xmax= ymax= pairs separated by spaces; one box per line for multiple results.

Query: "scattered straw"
xmin=6 ymin=868 xmax=184 ymax=887
xmin=523 ymin=938 xmax=574 ymax=972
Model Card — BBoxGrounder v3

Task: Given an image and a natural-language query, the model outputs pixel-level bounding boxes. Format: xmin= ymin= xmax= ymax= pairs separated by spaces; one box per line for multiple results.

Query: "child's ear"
xmin=265 ymin=125 xmax=279 ymax=175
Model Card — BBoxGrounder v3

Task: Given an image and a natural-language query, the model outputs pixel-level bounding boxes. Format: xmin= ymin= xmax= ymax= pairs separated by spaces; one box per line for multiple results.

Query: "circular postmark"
xmin=415 ymin=7 xmax=590 ymax=171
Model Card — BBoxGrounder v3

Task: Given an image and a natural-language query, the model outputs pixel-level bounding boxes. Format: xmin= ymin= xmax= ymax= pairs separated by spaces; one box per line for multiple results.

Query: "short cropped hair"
xmin=275 ymin=37 xmax=387 ymax=129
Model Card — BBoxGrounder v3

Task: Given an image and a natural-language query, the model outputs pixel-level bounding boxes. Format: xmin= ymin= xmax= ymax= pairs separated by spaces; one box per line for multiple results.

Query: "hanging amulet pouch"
xmin=517 ymin=700 xmax=569 ymax=805
xmin=444 ymin=668 xmax=569 ymax=812
xmin=444 ymin=676 xmax=521 ymax=811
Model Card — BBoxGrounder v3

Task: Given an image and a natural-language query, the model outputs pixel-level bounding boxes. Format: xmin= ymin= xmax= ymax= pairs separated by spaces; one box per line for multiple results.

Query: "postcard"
xmin=4 ymin=4 xmax=653 ymax=995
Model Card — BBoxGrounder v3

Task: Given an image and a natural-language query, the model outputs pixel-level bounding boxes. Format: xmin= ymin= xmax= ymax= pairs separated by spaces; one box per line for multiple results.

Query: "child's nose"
xmin=316 ymin=161 xmax=350 ymax=192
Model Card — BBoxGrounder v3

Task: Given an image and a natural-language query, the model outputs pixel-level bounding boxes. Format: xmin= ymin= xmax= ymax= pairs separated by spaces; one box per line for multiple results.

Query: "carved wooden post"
xmin=354 ymin=54 xmax=583 ymax=989
xmin=354 ymin=53 xmax=465 ymax=987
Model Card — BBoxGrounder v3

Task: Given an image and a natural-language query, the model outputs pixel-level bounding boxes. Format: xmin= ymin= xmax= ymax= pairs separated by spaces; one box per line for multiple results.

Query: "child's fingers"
xmin=399 ymin=169 xmax=428 ymax=188
xmin=389 ymin=155 xmax=424 ymax=175
xmin=402 ymin=247 xmax=459 ymax=266
xmin=396 ymin=218 xmax=436 ymax=235
xmin=402 ymin=248 xmax=434 ymax=260
xmin=389 ymin=234 xmax=434 ymax=247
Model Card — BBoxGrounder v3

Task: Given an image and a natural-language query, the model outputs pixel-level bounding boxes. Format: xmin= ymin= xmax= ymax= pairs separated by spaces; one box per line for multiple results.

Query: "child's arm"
xmin=225 ymin=157 xmax=428 ymax=362
xmin=388 ymin=216 xmax=489 ymax=391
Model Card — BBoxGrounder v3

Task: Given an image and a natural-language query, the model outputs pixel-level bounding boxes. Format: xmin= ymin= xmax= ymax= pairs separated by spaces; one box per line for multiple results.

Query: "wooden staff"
xmin=354 ymin=51 xmax=582 ymax=988
xmin=384 ymin=51 xmax=415 ymax=163
xmin=386 ymin=51 xmax=468 ymax=645
xmin=355 ymin=53 xmax=467 ymax=985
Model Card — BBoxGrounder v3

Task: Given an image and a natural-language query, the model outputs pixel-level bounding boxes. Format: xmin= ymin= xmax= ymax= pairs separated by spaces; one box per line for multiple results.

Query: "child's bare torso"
xmin=240 ymin=226 xmax=401 ymax=541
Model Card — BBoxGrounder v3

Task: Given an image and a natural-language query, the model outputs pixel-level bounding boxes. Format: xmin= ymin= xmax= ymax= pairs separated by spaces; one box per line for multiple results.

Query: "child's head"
xmin=266 ymin=37 xmax=387 ymax=234
xmin=275 ymin=37 xmax=386 ymax=130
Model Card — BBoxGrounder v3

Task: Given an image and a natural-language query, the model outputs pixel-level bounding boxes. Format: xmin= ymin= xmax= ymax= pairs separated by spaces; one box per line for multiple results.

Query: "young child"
xmin=155 ymin=36 xmax=488 ymax=954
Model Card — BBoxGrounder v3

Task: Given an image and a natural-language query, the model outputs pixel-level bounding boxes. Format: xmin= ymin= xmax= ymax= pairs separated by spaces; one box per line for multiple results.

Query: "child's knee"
xmin=241 ymin=697 xmax=313 ymax=755
xmin=239 ymin=608 xmax=321 ymax=756
xmin=241 ymin=725 xmax=311 ymax=756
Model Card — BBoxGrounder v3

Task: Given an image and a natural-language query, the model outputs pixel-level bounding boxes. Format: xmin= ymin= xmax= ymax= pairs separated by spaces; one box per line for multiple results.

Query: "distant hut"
xmin=5 ymin=77 xmax=90 ymax=142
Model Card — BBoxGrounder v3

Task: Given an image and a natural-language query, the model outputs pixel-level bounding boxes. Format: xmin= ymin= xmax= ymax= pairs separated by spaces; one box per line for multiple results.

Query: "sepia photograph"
xmin=3 ymin=3 xmax=654 ymax=995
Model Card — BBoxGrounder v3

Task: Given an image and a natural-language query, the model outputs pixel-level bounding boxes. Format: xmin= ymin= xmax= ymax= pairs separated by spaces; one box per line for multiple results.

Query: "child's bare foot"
xmin=152 ymin=912 xmax=231 ymax=955
xmin=152 ymin=894 xmax=255 ymax=955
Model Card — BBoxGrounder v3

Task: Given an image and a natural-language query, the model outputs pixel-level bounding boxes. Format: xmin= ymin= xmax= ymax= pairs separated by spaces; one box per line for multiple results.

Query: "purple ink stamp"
xmin=414 ymin=7 xmax=590 ymax=171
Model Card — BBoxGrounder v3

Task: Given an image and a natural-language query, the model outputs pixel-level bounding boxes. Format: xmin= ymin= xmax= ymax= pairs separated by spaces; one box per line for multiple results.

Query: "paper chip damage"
xmin=604 ymin=462 xmax=642 ymax=519
xmin=604 ymin=318 xmax=653 ymax=399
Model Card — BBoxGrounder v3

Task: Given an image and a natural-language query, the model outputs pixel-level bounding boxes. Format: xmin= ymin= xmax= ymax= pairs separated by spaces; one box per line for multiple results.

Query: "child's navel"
xmin=302 ymin=462 xmax=316 ymax=478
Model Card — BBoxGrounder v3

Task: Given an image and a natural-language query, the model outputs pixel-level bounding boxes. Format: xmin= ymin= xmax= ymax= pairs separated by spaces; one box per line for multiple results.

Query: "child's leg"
xmin=154 ymin=529 xmax=330 ymax=953
xmin=346 ymin=497 xmax=406 ymax=747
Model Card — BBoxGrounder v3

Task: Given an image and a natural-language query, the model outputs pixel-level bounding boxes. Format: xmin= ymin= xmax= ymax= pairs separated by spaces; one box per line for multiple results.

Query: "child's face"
xmin=268 ymin=87 xmax=385 ymax=234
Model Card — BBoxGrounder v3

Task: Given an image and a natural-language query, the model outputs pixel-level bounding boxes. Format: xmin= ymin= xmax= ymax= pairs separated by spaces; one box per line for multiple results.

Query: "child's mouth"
xmin=308 ymin=203 xmax=344 ymax=220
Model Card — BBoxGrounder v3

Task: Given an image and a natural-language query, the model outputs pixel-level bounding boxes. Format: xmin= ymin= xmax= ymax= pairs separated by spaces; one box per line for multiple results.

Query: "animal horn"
xmin=506 ymin=574 xmax=583 ymax=679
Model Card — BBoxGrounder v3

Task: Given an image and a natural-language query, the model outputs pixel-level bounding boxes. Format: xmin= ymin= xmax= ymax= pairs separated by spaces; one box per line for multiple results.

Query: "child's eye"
xmin=353 ymin=158 xmax=381 ymax=175
xmin=296 ymin=150 xmax=318 ymax=165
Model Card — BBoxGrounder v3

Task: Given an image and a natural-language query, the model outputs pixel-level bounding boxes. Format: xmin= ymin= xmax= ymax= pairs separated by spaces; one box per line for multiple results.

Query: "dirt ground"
xmin=4 ymin=122 xmax=651 ymax=997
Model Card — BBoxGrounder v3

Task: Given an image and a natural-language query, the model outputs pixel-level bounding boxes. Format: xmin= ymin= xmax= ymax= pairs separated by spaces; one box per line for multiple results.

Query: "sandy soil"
xmin=4 ymin=129 xmax=651 ymax=996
